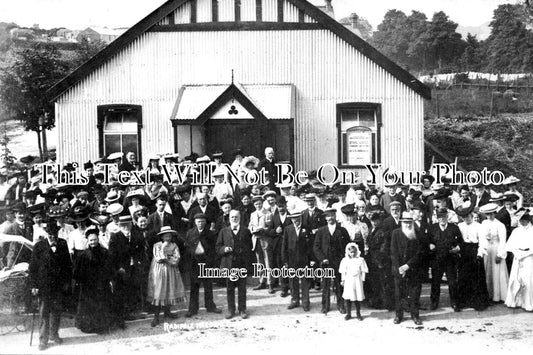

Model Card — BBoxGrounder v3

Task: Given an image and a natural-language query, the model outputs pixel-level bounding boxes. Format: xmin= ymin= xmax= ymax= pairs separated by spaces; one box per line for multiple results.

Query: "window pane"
xmin=105 ymin=112 xmax=122 ymax=131
xmin=122 ymin=134 xmax=138 ymax=157
xmin=358 ymin=110 xmax=376 ymax=128
xmin=122 ymin=112 xmax=137 ymax=132
xmin=104 ymin=134 xmax=121 ymax=156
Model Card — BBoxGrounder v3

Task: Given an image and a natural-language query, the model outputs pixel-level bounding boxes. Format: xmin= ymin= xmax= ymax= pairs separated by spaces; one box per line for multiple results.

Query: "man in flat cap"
xmin=185 ymin=213 xmax=222 ymax=317
xmin=302 ymin=193 xmax=326 ymax=290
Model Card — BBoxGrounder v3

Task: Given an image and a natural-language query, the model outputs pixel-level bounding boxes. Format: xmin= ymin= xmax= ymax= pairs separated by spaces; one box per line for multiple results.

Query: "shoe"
xmin=453 ymin=305 xmax=462 ymax=312
xmin=253 ymin=283 xmax=267 ymax=290
xmin=38 ymin=343 xmax=47 ymax=351
xmin=268 ymin=285 xmax=276 ymax=294
xmin=356 ymin=313 xmax=363 ymax=321
xmin=280 ymin=289 xmax=289 ymax=297
xmin=151 ymin=318 xmax=160 ymax=327
xmin=239 ymin=311 xmax=248 ymax=319
xmin=124 ymin=314 xmax=136 ymax=321
xmin=185 ymin=311 xmax=197 ymax=318
xmin=413 ymin=318 xmax=423 ymax=326
xmin=393 ymin=317 xmax=402 ymax=324
xmin=344 ymin=314 xmax=352 ymax=320
xmin=288 ymin=303 xmax=300 ymax=310
xmin=50 ymin=336 xmax=63 ymax=344
xmin=206 ymin=307 xmax=222 ymax=314
xmin=164 ymin=312 xmax=178 ymax=319
xmin=303 ymin=305 xmax=310 ymax=312
xmin=339 ymin=307 xmax=346 ymax=314
xmin=430 ymin=303 xmax=438 ymax=311
xmin=321 ymin=308 xmax=328 ymax=314
xmin=225 ymin=312 xmax=235 ymax=320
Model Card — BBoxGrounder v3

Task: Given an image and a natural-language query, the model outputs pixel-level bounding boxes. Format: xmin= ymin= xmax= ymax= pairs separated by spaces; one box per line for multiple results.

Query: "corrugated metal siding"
xmin=218 ymin=0 xmax=235 ymax=21
xmin=303 ymin=14 xmax=316 ymax=23
xmin=174 ymin=2 xmax=192 ymax=24
xmin=157 ymin=16 xmax=171 ymax=25
xmin=262 ymin=0 xmax=278 ymax=21
xmin=240 ymin=0 xmax=256 ymax=21
xmin=56 ymin=30 xmax=424 ymax=173
xmin=196 ymin=0 xmax=212 ymax=22
xmin=283 ymin=0 xmax=300 ymax=22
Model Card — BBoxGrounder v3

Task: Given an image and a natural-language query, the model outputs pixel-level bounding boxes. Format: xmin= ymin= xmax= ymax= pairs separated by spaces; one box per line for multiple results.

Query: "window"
xmin=337 ymin=103 xmax=381 ymax=167
xmin=97 ymin=105 xmax=142 ymax=163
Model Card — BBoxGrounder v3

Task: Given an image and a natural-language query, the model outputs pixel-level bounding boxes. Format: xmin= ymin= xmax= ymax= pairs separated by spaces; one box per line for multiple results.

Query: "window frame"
xmin=97 ymin=104 xmax=143 ymax=165
xmin=336 ymin=102 xmax=382 ymax=168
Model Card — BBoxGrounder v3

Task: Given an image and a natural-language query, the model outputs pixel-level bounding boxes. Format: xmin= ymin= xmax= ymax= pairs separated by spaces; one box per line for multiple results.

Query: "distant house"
xmin=77 ymin=27 xmax=127 ymax=44
xmin=9 ymin=27 xmax=35 ymax=40
xmin=56 ymin=28 xmax=77 ymax=41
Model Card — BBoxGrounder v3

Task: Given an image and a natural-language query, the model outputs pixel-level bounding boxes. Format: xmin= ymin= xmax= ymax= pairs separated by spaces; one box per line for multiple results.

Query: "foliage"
xmin=339 ymin=13 xmax=373 ymax=41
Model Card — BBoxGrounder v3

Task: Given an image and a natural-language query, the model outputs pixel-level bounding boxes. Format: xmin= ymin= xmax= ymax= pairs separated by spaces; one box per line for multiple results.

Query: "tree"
xmin=0 ymin=43 xmax=70 ymax=160
xmin=425 ymin=11 xmax=466 ymax=72
xmin=372 ymin=10 xmax=410 ymax=68
xmin=72 ymin=37 xmax=107 ymax=68
xmin=405 ymin=11 xmax=431 ymax=72
xmin=459 ymin=33 xmax=483 ymax=71
xmin=485 ymin=4 xmax=533 ymax=72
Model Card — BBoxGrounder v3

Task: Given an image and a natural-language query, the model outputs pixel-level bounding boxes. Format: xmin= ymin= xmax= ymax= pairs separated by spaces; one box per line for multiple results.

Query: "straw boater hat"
xmin=196 ymin=155 xmax=211 ymax=163
xmin=489 ymin=193 xmax=506 ymax=203
xmin=126 ymin=188 xmax=145 ymax=199
xmin=251 ymin=195 xmax=263 ymax=204
xmin=106 ymin=203 xmax=124 ymax=216
xmin=157 ymin=225 xmax=177 ymax=236
xmin=118 ymin=215 xmax=133 ymax=224
xmin=105 ymin=191 xmax=120 ymax=203
xmin=479 ymin=203 xmax=499 ymax=214
xmin=147 ymin=153 xmax=160 ymax=162
xmin=212 ymin=151 xmax=223 ymax=159
xmin=212 ymin=168 xmax=225 ymax=178
xmin=303 ymin=193 xmax=317 ymax=202
xmin=288 ymin=210 xmax=303 ymax=219
xmin=262 ymin=190 xmax=277 ymax=199
xmin=323 ymin=207 xmax=336 ymax=214
xmin=107 ymin=152 xmax=124 ymax=161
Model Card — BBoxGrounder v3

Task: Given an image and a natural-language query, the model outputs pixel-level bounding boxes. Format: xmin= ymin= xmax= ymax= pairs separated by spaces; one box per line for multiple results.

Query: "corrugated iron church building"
xmin=49 ymin=0 xmax=430 ymax=177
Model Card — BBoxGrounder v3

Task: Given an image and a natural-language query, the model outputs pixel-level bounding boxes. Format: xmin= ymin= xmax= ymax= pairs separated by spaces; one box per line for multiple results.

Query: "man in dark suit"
xmin=380 ymin=201 xmax=402 ymax=310
xmin=5 ymin=173 xmax=28 ymax=205
xmin=282 ymin=211 xmax=315 ymax=311
xmin=29 ymin=221 xmax=72 ymax=351
xmin=108 ymin=215 xmax=146 ymax=326
xmin=119 ymin=151 xmax=138 ymax=172
xmin=302 ymin=193 xmax=326 ymax=290
xmin=188 ymin=192 xmax=220 ymax=231
xmin=473 ymin=184 xmax=491 ymax=208
xmin=272 ymin=196 xmax=292 ymax=296
xmin=5 ymin=202 xmax=33 ymax=268
xmin=257 ymin=147 xmax=278 ymax=192
xmin=380 ymin=184 xmax=406 ymax=215
xmin=428 ymin=208 xmax=464 ymax=311
xmin=313 ymin=207 xmax=350 ymax=314
xmin=366 ymin=212 xmax=387 ymax=309
xmin=185 ymin=213 xmax=222 ymax=317
xmin=147 ymin=196 xmax=176 ymax=234
xmin=216 ymin=210 xmax=254 ymax=319
xmin=390 ymin=212 xmax=427 ymax=325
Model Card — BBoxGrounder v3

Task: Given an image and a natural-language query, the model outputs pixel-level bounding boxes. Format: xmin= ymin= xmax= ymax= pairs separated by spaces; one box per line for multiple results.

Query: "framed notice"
xmin=346 ymin=126 xmax=372 ymax=165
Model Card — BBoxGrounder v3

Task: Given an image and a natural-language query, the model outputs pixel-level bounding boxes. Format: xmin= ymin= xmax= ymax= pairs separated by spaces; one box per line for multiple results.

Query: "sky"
xmin=0 ymin=0 xmax=517 ymax=30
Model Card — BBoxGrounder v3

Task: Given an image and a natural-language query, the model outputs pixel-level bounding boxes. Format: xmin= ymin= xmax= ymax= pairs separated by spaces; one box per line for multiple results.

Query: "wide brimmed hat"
xmin=76 ymin=190 xmax=89 ymax=199
xmin=212 ymin=168 xmax=225 ymax=178
xmin=242 ymin=156 xmax=259 ymax=168
xmin=106 ymin=203 xmax=124 ymax=216
xmin=212 ymin=151 xmax=223 ymax=159
xmin=126 ymin=188 xmax=145 ymax=199
xmin=69 ymin=206 xmax=90 ymax=222
xmin=146 ymin=153 xmax=160 ymax=162
xmin=455 ymin=203 xmax=475 ymax=217
xmin=196 ymin=155 xmax=211 ymax=163
xmin=433 ymin=188 xmax=452 ymax=200
xmin=28 ymin=203 xmax=46 ymax=216
xmin=89 ymin=214 xmax=111 ymax=226
xmin=118 ymin=215 xmax=133 ymax=224
xmin=399 ymin=211 xmax=413 ymax=222
xmin=47 ymin=205 xmax=69 ymax=218
xmin=340 ymin=203 xmax=356 ymax=216
xmin=157 ymin=226 xmax=177 ymax=236
xmin=503 ymin=175 xmax=520 ymax=185
xmin=514 ymin=208 xmax=530 ymax=221
xmin=262 ymin=190 xmax=277 ymax=199
xmin=83 ymin=161 xmax=94 ymax=170
xmin=503 ymin=191 xmax=520 ymax=202
xmin=40 ymin=188 xmax=58 ymax=200
xmin=479 ymin=203 xmax=498 ymax=214
xmin=303 ymin=193 xmax=317 ymax=202
xmin=489 ymin=193 xmax=506 ymax=203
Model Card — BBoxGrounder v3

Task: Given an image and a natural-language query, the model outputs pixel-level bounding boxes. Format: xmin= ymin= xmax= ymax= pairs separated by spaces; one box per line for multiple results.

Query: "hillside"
xmin=425 ymin=114 xmax=533 ymax=202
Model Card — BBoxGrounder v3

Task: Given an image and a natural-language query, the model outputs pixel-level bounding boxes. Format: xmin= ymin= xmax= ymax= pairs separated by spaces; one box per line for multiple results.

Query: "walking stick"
xmin=29 ymin=295 xmax=37 ymax=346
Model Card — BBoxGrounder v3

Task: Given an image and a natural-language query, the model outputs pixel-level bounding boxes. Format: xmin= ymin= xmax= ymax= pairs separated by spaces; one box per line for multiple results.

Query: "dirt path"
xmin=1 ymin=284 xmax=532 ymax=355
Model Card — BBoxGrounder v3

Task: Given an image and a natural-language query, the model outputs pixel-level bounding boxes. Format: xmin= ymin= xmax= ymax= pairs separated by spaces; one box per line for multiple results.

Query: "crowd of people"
xmin=0 ymin=147 xmax=532 ymax=351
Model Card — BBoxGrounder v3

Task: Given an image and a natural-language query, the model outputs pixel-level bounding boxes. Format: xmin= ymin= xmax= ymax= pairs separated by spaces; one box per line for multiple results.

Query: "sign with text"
xmin=347 ymin=126 xmax=372 ymax=165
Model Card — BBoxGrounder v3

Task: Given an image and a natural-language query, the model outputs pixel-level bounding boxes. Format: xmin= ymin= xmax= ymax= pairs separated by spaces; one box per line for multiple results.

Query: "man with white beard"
xmin=390 ymin=212 xmax=426 ymax=325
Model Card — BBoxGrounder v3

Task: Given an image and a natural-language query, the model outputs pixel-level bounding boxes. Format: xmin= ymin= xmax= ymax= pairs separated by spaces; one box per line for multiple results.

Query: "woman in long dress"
xmin=73 ymin=228 xmax=112 ymax=333
xmin=479 ymin=203 xmax=509 ymax=302
xmin=505 ymin=209 xmax=533 ymax=311
xmin=147 ymin=226 xmax=186 ymax=326
xmin=457 ymin=211 xmax=490 ymax=311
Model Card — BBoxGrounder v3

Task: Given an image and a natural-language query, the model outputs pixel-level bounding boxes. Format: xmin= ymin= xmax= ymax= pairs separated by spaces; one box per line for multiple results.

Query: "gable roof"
xmin=47 ymin=0 xmax=431 ymax=101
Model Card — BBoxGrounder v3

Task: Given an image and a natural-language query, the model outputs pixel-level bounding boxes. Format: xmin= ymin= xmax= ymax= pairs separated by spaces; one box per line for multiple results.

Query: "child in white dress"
xmin=339 ymin=242 xmax=368 ymax=320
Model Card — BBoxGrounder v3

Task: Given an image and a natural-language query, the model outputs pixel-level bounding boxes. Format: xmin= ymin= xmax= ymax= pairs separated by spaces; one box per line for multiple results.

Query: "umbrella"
xmin=0 ymin=233 xmax=34 ymax=250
